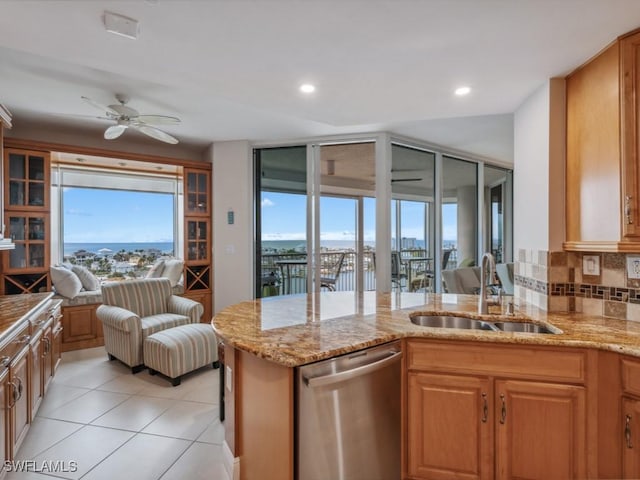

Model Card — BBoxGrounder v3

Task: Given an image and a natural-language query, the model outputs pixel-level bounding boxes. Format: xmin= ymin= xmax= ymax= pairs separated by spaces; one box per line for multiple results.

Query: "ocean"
xmin=64 ymin=242 xmax=175 ymax=257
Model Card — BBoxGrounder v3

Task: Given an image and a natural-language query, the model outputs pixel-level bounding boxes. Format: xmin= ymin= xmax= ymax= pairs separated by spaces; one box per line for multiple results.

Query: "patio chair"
xmin=320 ymin=252 xmax=346 ymax=291
xmin=391 ymin=251 xmax=407 ymax=290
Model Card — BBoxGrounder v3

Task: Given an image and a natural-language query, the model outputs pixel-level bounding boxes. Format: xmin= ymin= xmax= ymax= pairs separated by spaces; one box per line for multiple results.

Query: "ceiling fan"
xmin=81 ymin=94 xmax=181 ymax=144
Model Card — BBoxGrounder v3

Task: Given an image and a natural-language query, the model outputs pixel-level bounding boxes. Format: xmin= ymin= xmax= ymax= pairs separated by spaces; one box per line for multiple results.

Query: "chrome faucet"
xmin=478 ymin=252 xmax=499 ymax=314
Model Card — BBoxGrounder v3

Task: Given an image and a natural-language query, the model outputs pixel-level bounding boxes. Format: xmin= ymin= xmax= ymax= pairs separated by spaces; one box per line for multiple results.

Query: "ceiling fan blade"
xmin=132 ymin=124 xmax=179 ymax=144
xmin=137 ymin=115 xmax=181 ymax=125
xmin=82 ymin=96 xmax=119 ymax=116
xmin=104 ymin=124 xmax=127 ymax=140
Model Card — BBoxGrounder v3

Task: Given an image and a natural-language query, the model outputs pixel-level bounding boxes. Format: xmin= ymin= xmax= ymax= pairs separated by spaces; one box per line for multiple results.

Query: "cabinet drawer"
xmin=0 ymin=322 xmax=30 ymax=366
xmin=621 ymin=358 xmax=640 ymax=396
xmin=407 ymin=340 xmax=586 ymax=384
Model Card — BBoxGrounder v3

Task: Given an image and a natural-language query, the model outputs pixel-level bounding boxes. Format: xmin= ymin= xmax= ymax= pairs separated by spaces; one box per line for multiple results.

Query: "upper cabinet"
xmin=565 ymin=28 xmax=640 ymax=251
xmin=184 ymin=169 xmax=210 ymax=216
xmin=4 ymin=149 xmax=49 ymax=211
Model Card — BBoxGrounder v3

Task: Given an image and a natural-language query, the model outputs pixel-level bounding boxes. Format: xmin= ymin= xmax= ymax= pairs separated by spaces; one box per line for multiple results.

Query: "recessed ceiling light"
xmin=300 ymin=84 xmax=316 ymax=94
xmin=455 ymin=86 xmax=471 ymax=96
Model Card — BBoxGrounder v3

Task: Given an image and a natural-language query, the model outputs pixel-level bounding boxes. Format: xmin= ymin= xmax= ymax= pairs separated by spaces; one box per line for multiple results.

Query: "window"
xmin=51 ymin=162 xmax=181 ymax=280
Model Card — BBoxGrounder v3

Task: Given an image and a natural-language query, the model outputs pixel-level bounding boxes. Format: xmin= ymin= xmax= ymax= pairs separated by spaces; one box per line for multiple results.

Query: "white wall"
xmin=513 ymin=78 xmax=565 ymax=252
xmin=210 ymin=141 xmax=254 ymax=313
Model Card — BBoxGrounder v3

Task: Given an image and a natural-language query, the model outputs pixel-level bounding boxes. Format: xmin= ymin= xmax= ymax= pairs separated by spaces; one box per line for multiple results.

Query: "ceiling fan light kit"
xmin=82 ymin=94 xmax=180 ymax=144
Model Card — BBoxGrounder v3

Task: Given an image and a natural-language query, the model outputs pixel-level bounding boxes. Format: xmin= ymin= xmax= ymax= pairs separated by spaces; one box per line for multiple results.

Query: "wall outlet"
xmin=627 ymin=256 xmax=640 ymax=279
xmin=583 ymin=255 xmax=600 ymax=276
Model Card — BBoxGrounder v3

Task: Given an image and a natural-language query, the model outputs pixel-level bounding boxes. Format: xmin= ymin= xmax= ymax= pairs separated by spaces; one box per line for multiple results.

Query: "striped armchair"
xmin=97 ymin=278 xmax=203 ymax=373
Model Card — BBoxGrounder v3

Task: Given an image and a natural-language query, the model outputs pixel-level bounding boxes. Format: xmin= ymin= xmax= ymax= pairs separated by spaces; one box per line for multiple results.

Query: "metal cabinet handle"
xmin=14 ymin=335 xmax=30 ymax=345
xmin=500 ymin=394 xmax=506 ymax=424
xmin=8 ymin=381 xmax=17 ymax=408
xmin=42 ymin=337 xmax=50 ymax=356
xmin=481 ymin=393 xmax=488 ymax=423
xmin=0 ymin=356 xmax=10 ymax=368
xmin=626 ymin=195 xmax=634 ymax=225
xmin=626 ymin=414 xmax=634 ymax=449
xmin=15 ymin=376 xmax=23 ymax=401
xmin=53 ymin=325 xmax=63 ymax=335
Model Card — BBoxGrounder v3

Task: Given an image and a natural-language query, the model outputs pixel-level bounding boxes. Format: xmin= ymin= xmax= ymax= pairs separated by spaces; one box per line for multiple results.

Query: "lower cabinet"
xmin=494 ymin=379 xmax=586 ymax=479
xmin=28 ymin=329 xmax=44 ymax=421
xmin=8 ymin=345 xmax=30 ymax=459
xmin=182 ymin=290 xmax=212 ymax=324
xmin=60 ymin=304 xmax=102 ymax=352
xmin=0 ymin=366 xmax=8 ymax=476
xmin=52 ymin=319 xmax=62 ymax=373
xmin=407 ymin=373 xmax=492 ymax=479
xmin=405 ymin=340 xmax=588 ymax=480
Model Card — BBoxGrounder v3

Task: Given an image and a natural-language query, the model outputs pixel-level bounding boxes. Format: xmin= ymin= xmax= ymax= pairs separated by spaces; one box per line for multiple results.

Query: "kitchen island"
xmin=212 ymin=291 xmax=640 ymax=480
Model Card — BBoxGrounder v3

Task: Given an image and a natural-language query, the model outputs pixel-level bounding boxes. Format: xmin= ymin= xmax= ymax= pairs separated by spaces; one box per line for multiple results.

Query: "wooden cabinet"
xmin=407 ymin=372 xmax=492 ymax=479
xmin=183 ymin=289 xmax=213 ymax=324
xmin=565 ymin=28 xmax=640 ymax=251
xmin=60 ymin=304 xmax=103 ymax=352
xmin=8 ymin=343 xmax=29 ymax=459
xmin=494 ymin=379 xmax=586 ymax=479
xmin=0 ymin=366 xmax=8 ymax=475
xmin=405 ymin=340 xmax=589 ymax=480
xmin=28 ymin=328 xmax=44 ymax=420
xmin=183 ymin=167 xmax=212 ymax=318
xmin=52 ymin=317 xmax=62 ymax=374
xmin=1 ymin=148 xmax=50 ymax=294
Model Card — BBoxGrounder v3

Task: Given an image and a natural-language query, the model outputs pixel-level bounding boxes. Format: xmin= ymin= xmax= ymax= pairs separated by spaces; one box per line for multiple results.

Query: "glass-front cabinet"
xmin=185 ymin=169 xmax=210 ymax=216
xmin=186 ymin=218 xmax=210 ymax=263
xmin=1 ymin=148 xmax=51 ymax=294
xmin=4 ymin=213 xmax=49 ymax=271
xmin=5 ymin=149 xmax=49 ymax=210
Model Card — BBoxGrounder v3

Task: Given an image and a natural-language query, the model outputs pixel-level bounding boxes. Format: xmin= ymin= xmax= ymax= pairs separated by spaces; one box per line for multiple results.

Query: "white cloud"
xmin=261 ymin=198 xmax=275 ymax=207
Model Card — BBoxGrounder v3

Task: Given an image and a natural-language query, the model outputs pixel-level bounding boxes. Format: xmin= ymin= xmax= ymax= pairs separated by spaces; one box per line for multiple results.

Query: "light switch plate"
xmin=226 ymin=365 xmax=233 ymax=393
xmin=583 ymin=255 xmax=600 ymax=276
xmin=627 ymin=256 xmax=640 ymax=279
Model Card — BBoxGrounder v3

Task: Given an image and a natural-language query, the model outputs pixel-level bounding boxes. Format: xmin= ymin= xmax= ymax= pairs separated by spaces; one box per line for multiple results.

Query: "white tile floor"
xmin=6 ymin=347 xmax=225 ymax=479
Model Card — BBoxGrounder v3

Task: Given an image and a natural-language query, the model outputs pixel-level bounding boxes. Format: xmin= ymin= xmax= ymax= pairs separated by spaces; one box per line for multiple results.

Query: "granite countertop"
xmin=212 ymin=291 xmax=640 ymax=367
xmin=0 ymin=292 xmax=54 ymax=340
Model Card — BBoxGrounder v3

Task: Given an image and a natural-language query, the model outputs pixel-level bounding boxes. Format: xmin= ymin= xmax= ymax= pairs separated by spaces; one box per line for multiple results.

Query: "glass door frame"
xmin=253 ymin=133 xmax=513 ymax=296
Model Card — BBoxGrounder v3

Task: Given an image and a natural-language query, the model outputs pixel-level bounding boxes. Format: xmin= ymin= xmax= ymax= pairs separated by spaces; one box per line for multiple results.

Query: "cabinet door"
xmin=42 ymin=324 xmax=53 ymax=393
xmin=3 ymin=212 xmax=49 ymax=273
xmin=621 ymin=30 xmax=640 ymax=239
xmin=495 ymin=380 xmax=586 ymax=479
xmin=185 ymin=218 xmax=210 ymax=264
xmin=4 ymin=149 xmax=49 ymax=211
xmin=407 ymin=372 xmax=493 ymax=480
xmin=0 ymin=367 xmax=8 ymax=467
xmin=52 ymin=321 xmax=62 ymax=374
xmin=28 ymin=331 xmax=43 ymax=421
xmin=184 ymin=169 xmax=210 ymax=216
xmin=623 ymin=397 xmax=640 ymax=477
xmin=8 ymin=346 xmax=29 ymax=459
xmin=182 ymin=290 xmax=212 ymax=324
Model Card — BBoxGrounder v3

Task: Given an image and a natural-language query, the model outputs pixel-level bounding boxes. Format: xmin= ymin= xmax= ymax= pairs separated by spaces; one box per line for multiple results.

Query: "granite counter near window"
xmin=212 ymin=291 xmax=640 ymax=367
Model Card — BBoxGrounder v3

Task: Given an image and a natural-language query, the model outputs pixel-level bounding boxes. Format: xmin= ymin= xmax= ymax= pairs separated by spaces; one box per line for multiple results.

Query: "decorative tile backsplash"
xmin=515 ymin=249 xmax=640 ymax=321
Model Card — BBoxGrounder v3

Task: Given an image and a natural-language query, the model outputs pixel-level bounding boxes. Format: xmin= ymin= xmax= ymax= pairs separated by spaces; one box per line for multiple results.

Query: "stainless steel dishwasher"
xmin=297 ymin=340 xmax=402 ymax=480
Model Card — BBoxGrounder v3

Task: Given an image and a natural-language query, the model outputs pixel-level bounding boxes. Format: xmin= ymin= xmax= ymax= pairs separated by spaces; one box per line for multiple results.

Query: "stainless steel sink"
xmin=409 ymin=314 xmax=559 ymax=334
xmin=493 ymin=321 xmax=556 ymax=334
xmin=410 ymin=315 xmax=500 ymax=331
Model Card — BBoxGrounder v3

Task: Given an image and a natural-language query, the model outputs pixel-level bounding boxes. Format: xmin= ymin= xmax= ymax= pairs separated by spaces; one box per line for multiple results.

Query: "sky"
xmin=261 ymin=191 xmax=459 ymax=244
xmin=63 ymin=188 xmax=174 ymax=243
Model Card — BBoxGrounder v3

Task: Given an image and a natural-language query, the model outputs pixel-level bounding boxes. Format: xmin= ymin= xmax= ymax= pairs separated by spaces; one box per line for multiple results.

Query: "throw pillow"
xmin=50 ymin=265 xmax=83 ymax=299
xmin=161 ymin=259 xmax=184 ymax=287
xmin=71 ymin=265 xmax=101 ymax=291
xmin=146 ymin=259 xmax=165 ymax=278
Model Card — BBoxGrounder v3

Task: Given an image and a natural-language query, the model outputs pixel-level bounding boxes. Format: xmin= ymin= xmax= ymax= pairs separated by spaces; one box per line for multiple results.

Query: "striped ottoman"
xmin=144 ymin=323 xmax=220 ymax=386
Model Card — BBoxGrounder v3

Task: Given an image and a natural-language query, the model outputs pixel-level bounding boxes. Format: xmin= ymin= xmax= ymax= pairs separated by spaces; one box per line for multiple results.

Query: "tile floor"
xmin=5 ymin=347 xmax=225 ymax=479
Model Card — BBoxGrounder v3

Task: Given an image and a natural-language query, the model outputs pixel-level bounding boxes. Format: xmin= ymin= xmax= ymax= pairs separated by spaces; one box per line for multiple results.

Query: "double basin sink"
xmin=410 ymin=314 xmax=559 ymax=334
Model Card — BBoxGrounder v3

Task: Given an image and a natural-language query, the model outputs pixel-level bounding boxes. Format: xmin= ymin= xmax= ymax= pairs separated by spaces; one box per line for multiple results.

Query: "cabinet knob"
xmin=626 ymin=414 xmax=633 ymax=449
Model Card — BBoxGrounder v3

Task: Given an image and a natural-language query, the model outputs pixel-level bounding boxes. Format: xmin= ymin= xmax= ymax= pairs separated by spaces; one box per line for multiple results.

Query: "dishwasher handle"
xmin=304 ymin=351 xmax=402 ymax=388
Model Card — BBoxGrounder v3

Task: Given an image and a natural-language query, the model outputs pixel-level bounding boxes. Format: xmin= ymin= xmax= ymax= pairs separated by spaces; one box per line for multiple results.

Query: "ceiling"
xmin=1 ymin=1 xmax=640 ymax=165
